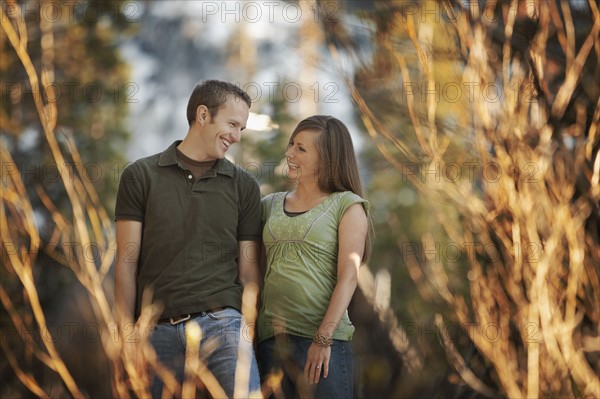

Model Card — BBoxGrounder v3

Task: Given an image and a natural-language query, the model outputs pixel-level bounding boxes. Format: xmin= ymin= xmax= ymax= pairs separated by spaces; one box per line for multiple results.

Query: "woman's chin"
xmin=286 ymin=170 xmax=301 ymax=182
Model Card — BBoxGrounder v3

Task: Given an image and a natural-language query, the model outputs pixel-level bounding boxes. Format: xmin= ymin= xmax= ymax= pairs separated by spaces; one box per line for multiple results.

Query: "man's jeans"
xmin=258 ymin=334 xmax=354 ymax=399
xmin=149 ymin=307 xmax=260 ymax=398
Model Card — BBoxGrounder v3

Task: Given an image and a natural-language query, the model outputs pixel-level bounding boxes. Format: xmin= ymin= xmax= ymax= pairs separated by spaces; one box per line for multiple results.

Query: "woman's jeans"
xmin=149 ymin=307 xmax=260 ymax=398
xmin=258 ymin=334 xmax=354 ymax=399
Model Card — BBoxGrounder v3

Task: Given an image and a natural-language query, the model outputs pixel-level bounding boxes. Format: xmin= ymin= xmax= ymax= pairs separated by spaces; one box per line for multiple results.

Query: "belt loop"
xmin=170 ymin=314 xmax=191 ymax=325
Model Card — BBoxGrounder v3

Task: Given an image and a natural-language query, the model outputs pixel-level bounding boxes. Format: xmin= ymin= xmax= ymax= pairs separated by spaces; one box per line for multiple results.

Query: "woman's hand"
xmin=304 ymin=342 xmax=331 ymax=384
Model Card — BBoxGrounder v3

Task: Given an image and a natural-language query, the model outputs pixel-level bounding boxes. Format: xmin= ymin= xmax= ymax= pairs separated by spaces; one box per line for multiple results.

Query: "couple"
xmin=114 ymin=80 xmax=371 ymax=398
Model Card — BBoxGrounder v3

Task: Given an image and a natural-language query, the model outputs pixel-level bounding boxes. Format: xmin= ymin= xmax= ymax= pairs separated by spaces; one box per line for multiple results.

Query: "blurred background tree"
xmin=1 ymin=0 xmax=135 ymax=209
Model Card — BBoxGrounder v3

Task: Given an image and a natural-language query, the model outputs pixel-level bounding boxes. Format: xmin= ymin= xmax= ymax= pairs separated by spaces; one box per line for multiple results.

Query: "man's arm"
xmin=258 ymin=242 xmax=267 ymax=280
xmin=238 ymin=240 xmax=261 ymax=289
xmin=114 ymin=220 xmax=142 ymax=327
xmin=238 ymin=240 xmax=261 ymax=320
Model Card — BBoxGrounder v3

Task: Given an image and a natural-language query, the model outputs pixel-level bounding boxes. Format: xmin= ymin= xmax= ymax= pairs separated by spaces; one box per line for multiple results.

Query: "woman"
xmin=258 ymin=115 xmax=372 ymax=398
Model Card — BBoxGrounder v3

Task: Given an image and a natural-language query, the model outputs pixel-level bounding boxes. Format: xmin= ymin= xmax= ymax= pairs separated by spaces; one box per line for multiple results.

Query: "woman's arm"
xmin=304 ymin=202 xmax=368 ymax=384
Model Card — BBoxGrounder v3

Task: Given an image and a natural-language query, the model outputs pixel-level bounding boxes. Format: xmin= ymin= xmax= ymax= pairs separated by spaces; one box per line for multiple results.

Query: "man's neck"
xmin=177 ymin=135 xmax=214 ymax=162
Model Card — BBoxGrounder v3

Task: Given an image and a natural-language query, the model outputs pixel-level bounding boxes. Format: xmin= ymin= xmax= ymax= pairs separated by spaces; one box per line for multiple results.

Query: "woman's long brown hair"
xmin=290 ymin=115 xmax=373 ymax=263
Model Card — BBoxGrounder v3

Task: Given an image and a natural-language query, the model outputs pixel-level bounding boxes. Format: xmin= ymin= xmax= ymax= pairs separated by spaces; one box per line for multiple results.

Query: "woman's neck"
xmin=293 ymin=181 xmax=328 ymax=200
xmin=286 ymin=184 xmax=331 ymax=212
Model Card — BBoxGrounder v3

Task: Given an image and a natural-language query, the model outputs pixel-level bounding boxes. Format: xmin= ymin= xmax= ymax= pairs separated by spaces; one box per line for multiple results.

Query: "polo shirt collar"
xmin=158 ymin=140 xmax=235 ymax=177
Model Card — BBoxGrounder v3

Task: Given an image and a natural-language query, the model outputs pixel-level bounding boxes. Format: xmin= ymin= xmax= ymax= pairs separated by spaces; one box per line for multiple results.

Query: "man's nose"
xmin=231 ymin=129 xmax=241 ymax=143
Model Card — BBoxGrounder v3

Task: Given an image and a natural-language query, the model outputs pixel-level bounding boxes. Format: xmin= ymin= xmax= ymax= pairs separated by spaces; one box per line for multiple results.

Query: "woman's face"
xmin=284 ymin=129 xmax=321 ymax=183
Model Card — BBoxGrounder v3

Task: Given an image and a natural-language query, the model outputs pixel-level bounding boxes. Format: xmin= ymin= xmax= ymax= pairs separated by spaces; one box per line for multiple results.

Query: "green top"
xmin=115 ymin=141 xmax=262 ymax=319
xmin=257 ymin=191 xmax=369 ymax=342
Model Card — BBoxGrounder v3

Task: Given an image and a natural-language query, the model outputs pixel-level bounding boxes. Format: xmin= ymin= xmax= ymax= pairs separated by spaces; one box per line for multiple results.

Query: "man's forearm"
xmin=238 ymin=240 xmax=261 ymax=287
xmin=114 ymin=220 xmax=142 ymax=328
xmin=115 ymin=263 xmax=137 ymax=327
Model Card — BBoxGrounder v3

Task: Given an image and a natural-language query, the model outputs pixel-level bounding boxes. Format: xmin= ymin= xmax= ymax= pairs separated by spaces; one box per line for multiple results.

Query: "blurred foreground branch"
xmin=1 ymin=2 xmax=260 ymax=397
xmin=326 ymin=0 xmax=599 ymax=397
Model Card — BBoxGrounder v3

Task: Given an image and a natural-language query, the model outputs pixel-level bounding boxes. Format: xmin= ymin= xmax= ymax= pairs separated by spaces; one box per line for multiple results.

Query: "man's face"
xmin=198 ymin=96 xmax=249 ymax=160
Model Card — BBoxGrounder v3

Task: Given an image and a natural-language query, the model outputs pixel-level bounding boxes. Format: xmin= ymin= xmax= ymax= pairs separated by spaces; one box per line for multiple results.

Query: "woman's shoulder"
xmin=335 ymin=190 xmax=368 ymax=203
xmin=261 ymin=191 xmax=286 ymax=203
xmin=261 ymin=191 xmax=287 ymax=210
xmin=333 ymin=191 xmax=370 ymax=212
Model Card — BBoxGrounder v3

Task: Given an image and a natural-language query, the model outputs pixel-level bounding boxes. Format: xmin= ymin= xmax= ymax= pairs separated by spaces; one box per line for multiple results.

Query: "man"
xmin=114 ymin=80 xmax=261 ymax=397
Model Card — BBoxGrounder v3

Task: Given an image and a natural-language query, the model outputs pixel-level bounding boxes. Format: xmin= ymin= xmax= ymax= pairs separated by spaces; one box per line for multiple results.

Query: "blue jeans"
xmin=149 ymin=307 xmax=260 ymax=398
xmin=258 ymin=334 xmax=354 ymax=399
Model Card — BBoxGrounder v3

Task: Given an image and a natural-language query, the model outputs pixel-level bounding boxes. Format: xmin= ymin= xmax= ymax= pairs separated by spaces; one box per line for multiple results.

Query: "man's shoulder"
xmin=119 ymin=152 xmax=164 ymax=185
xmin=221 ymin=158 xmax=260 ymax=185
xmin=124 ymin=151 xmax=164 ymax=176
xmin=130 ymin=141 xmax=179 ymax=170
xmin=132 ymin=151 xmax=162 ymax=167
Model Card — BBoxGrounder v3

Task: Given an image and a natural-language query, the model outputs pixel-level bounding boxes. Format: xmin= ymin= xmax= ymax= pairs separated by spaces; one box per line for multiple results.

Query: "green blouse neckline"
xmin=280 ymin=191 xmax=340 ymax=218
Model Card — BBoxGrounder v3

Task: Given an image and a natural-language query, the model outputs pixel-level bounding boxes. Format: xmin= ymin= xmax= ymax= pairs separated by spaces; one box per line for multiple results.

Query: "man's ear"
xmin=196 ymin=105 xmax=209 ymax=125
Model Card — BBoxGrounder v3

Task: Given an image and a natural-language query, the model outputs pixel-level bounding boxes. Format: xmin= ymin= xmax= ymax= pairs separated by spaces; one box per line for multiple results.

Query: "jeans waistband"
xmin=158 ymin=307 xmax=226 ymax=325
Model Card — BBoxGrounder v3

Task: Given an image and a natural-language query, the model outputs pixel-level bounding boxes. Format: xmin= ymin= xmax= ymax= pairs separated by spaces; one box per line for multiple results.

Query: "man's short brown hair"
xmin=186 ymin=80 xmax=252 ymax=126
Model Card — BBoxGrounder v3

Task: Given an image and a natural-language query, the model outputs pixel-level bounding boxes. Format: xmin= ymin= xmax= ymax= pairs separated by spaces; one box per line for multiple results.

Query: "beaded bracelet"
xmin=312 ymin=333 xmax=333 ymax=347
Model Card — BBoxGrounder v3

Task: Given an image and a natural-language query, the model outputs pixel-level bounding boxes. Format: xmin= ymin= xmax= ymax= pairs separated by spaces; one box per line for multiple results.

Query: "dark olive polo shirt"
xmin=115 ymin=141 xmax=262 ymax=319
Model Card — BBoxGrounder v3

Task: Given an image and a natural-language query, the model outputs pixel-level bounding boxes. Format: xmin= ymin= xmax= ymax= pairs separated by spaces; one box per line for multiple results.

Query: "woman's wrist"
xmin=312 ymin=333 xmax=333 ymax=347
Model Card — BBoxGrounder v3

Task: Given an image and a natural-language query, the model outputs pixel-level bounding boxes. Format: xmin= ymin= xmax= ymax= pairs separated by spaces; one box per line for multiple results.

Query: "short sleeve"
xmin=114 ymin=163 xmax=145 ymax=222
xmin=260 ymin=193 xmax=276 ymax=225
xmin=336 ymin=191 xmax=369 ymax=223
xmin=237 ymin=173 xmax=262 ymax=241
